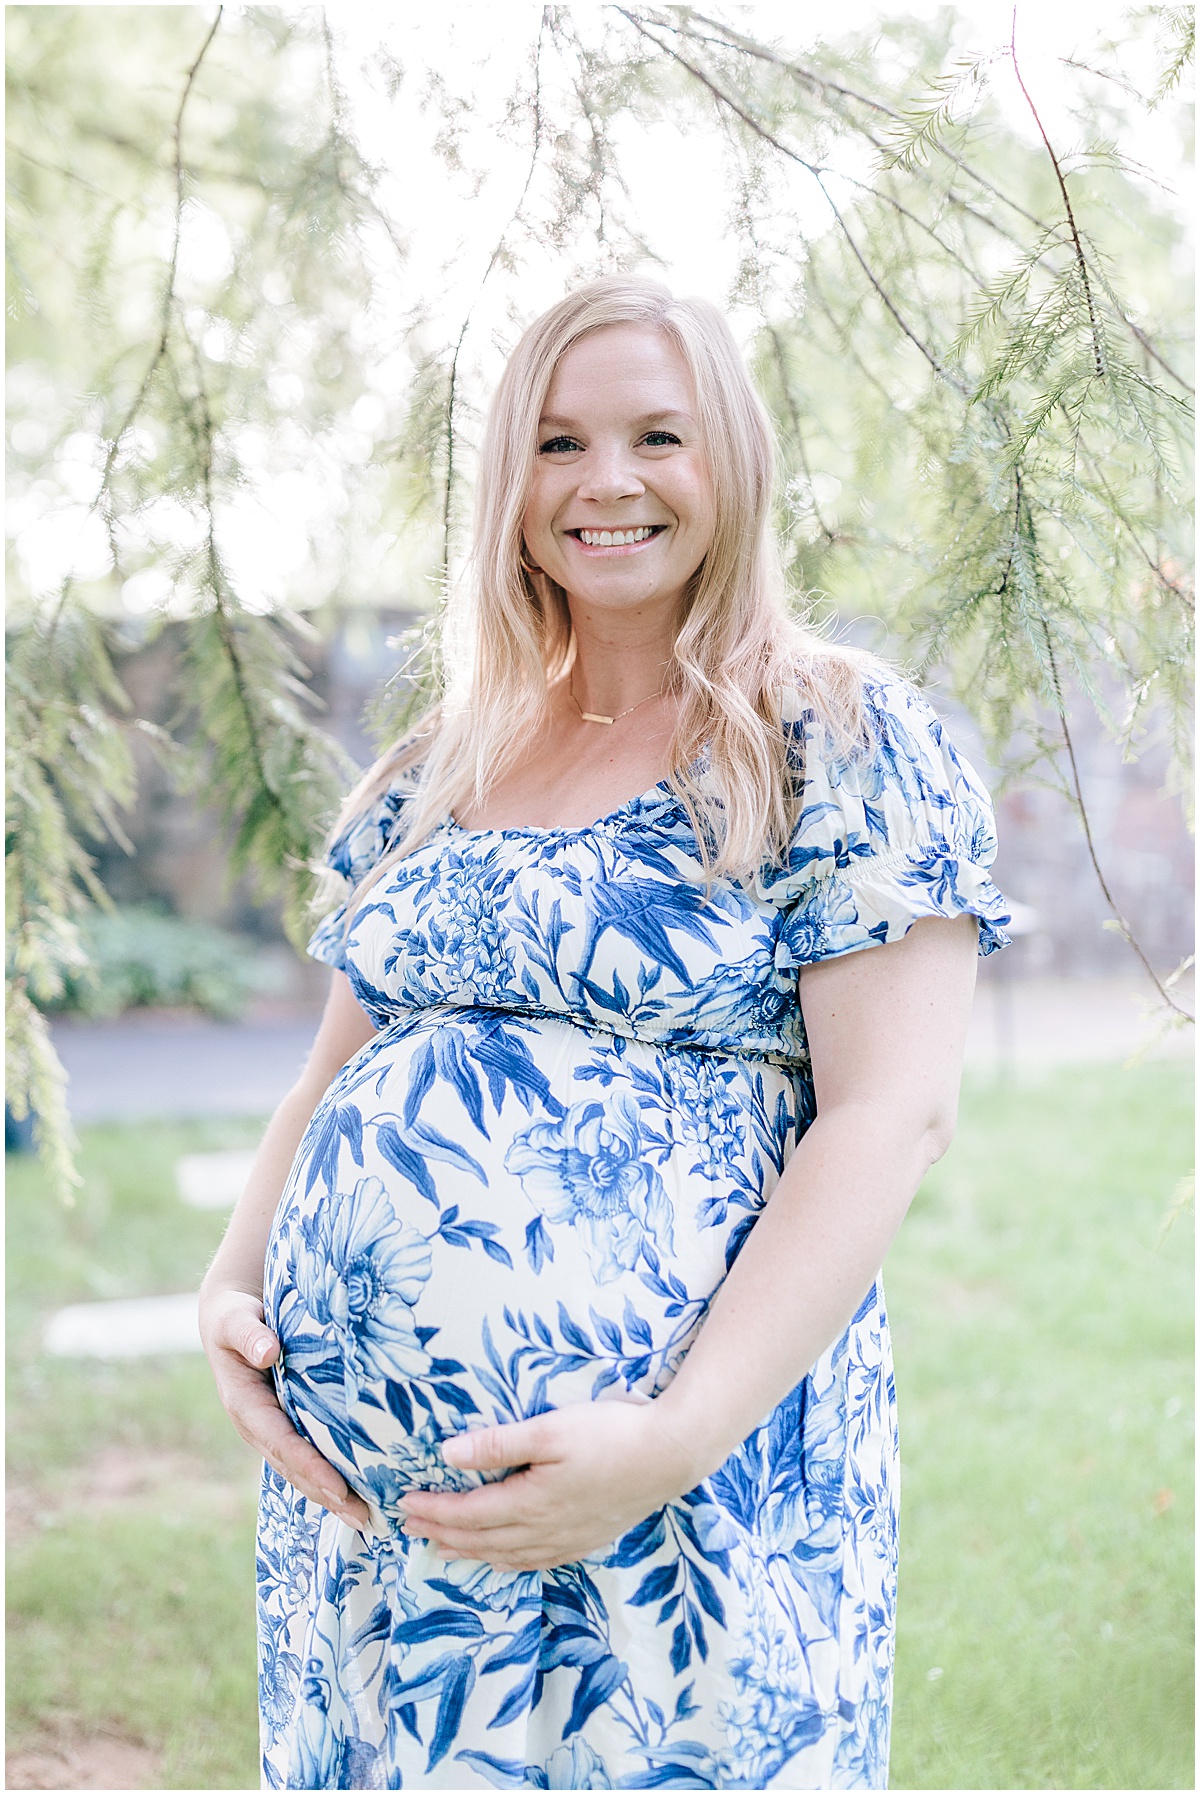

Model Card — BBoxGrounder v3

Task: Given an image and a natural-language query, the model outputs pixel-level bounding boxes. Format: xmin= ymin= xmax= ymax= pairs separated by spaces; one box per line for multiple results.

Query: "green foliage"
xmin=677 ymin=11 xmax=1194 ymax=765
xmin=1149 ymin=5 xmax=1196 ymax=105
xmin=41 ymin=904 xmax=275 ymax=1019
xmin=6 ymin=6 xmax=364 ymax=1188
xmin=5 ymin=6 xmax=1194 ymax=1191
xmin=5 ymin=605 xmax=145 ymax=1197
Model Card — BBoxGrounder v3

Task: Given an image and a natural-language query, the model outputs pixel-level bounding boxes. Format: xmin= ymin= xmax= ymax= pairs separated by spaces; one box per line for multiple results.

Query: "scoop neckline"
xmin=445 ymin=777 xmax=676 ymax=841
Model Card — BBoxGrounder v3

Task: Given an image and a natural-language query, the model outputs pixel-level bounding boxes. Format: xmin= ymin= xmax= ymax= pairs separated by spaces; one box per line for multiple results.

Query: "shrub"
xmin=41 ymin=907 xmax=276 ymax=1020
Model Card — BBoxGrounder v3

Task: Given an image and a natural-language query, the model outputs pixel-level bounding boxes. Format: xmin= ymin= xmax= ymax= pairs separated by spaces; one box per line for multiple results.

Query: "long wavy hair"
xmin=332 ymin=276 xmax=879 ymax=894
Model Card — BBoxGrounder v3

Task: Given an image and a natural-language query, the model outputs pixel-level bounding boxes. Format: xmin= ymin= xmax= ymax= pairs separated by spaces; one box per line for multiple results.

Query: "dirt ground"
xmin=7 ymin=1443 xmax=259 ymax=1790
xmin=6 ymin=1443 xmax=255 ymax=1542
xmin=6 ymin=1731 xmax=164 ymax=1792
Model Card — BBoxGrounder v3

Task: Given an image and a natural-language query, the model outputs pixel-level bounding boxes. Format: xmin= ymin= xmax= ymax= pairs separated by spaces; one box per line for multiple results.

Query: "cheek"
xmin=520 ymin=501 xmax=543 ymax=545
xmin=673 ymin=471 xmax=715 ymax=550
xmin=521 ymin=474 xmax=555 ymax=544
xmin=665 ymin=459 xmax=714 ymax=536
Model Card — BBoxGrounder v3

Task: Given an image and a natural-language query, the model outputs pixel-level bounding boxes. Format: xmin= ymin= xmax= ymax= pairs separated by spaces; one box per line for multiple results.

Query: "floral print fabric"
xmin=258 ymin=673 xmax=1008 ymax=1790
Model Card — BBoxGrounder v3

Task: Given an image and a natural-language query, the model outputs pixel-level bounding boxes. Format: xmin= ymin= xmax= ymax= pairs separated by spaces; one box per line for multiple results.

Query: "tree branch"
xmin=614 ymin=8 xmax=957 ymax=384
xmin=1009 ymin=9 xmax=1106 ymax=379
xmin=1039 ymin=617 xmax=1192 ymax=1020
xmin=48 ymin=7 xmax=223 ymax=634
xmin=656 ymin=3 xmax=1193 ymax=388
xmin=441 ymin=16 xmax=547 ymax=574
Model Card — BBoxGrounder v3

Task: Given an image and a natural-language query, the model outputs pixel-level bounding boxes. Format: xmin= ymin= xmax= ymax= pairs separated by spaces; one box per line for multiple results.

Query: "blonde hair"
xmin=333 ymin=276 xmax=879 ymax=893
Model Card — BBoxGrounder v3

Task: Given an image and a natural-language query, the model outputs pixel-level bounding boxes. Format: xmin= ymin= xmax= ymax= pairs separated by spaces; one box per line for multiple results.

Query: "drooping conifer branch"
xmin=1008 ymin=11 xmax=1106 ymax=380
xmin=6 ymin=4 xmax=1192 ymax=1192
xmin=442 ymin=21 xmax=549 ymax=575
xmin=1041 ymin=620 xmax=1193 ymax=1021
xmin=105 ymin=14 xmax=223 ymax=493
xmin=615 ymin=9 xmax=955 ymax=381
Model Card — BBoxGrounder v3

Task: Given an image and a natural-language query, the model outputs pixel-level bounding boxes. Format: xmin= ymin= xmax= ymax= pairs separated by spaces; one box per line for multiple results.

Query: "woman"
xmin=201 ymin=276 xmax=1009 ymax=1791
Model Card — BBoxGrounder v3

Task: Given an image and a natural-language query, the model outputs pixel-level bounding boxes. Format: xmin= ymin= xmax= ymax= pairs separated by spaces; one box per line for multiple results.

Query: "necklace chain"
xmin=569 ymin=670 xmax=667 ymax=727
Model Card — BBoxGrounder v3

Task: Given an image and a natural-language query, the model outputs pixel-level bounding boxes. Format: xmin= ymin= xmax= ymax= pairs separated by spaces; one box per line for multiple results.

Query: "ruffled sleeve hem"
xmin=305 ymin=765 xmax=423 ymax=974
xmin=307 ymin=905 xmax=352 ymax=972
xmin=776 ymin=841 xmax=1011 ymax=971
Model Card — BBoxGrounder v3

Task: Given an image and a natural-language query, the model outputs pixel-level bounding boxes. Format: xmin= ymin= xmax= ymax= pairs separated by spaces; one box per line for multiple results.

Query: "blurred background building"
xmin=89 ymin=610 xmax=1192 ymax=994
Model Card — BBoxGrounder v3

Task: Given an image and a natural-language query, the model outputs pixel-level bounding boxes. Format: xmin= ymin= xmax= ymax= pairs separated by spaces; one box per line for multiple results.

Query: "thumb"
xmin=234 ymin=1318 xmax=280 ymax=1370
xmin=442 ymin=1417 xmax=551 ymax=1473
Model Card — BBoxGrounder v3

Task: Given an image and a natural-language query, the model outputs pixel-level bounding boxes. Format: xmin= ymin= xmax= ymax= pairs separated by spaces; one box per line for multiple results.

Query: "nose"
xmin=575 ymin=437 xmax=645 ymax=507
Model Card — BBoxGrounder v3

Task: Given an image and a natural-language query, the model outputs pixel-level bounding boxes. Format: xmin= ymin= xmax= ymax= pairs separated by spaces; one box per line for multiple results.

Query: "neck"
xmin=565 ymin=605 xmax=679 ymax=718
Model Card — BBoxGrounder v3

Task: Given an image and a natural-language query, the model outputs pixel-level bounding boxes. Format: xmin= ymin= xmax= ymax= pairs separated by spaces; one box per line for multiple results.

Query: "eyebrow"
xmin=537 ymin=409 xmax=695 ymax=430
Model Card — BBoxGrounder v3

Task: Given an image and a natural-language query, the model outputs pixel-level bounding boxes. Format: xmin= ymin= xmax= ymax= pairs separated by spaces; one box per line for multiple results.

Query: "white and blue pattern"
xmin=258 ymin=673 xmax=1008 ymax=1789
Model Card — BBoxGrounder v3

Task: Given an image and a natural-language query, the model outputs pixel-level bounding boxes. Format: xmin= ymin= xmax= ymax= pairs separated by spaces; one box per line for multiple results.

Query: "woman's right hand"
xmin=200 ymin=1283 xmax=371 ymax=1530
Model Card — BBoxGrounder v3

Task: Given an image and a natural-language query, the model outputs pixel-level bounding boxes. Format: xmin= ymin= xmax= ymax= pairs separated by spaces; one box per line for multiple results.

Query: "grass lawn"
xmin=5 ymin=1063 xmax=1193 ymax=1790
xmin=887 ymin=1062 xmax=1193 ymax=1791
xmin=6 ymin=1117 xmax=266 ymax=1791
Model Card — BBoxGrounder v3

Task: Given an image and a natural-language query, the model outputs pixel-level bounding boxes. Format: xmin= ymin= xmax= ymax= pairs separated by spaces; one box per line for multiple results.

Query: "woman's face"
xmin=521 ymin=323 xmax=715 ymax=626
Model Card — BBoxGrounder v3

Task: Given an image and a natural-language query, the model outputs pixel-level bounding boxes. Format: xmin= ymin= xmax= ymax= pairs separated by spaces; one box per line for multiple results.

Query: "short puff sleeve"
xmin=306 ymin=767 xmax=421 ymax=972
xmin=761 ymin=672 xmax=1010 ymax=970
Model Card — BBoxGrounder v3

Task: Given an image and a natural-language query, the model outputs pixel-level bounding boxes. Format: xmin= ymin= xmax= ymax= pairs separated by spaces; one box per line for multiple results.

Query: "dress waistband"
xmin=372 ymin=997 xmax=811 ymax=1074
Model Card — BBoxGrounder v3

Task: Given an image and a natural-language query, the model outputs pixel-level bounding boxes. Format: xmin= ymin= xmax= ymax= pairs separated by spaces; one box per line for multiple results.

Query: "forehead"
xmin=541 ymin=323 xmax=695 ymax=417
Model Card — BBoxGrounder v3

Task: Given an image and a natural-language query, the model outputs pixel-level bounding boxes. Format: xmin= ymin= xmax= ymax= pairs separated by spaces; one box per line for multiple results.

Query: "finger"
xmin=400 ymin=1470 xmax=538 ymax=1528
xmin=441 ymin=1417 xmax=555 ymax=1475
xmin=401 ymin=1508 xmax=525 ymax=1547
xmin=438 ymin=1541 xmax=565 ymax=1573
xmin=212 ymin=1306 xmax=280 ymax=1372
xmin=224 ymin=1372 xmax=370 ymax=1528
xmin=403 ymin=1518 xmax=534 ymax=1554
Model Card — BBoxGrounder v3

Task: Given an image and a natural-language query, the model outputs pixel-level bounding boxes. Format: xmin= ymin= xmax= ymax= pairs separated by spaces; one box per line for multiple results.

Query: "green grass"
xmin=6 ymin=1118 xmax=266 ymax=1790
xmin=887 ymin=1062 xmax=1193 ymax=1791
xmin=5 ymin=1068 xmax=1193 ymax=1790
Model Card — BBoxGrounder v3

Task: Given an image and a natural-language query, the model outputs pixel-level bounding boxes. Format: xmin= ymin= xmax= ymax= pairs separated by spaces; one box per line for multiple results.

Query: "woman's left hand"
xmin=399 ymin=1400 xmax=700 ymax=1571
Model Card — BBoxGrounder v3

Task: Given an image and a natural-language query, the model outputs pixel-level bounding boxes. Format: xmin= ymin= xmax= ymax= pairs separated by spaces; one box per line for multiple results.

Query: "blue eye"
xmin=538 ymin=435 xmax=580 ymax=455
xmin=642 ymin=430 xmax=682 ymax=447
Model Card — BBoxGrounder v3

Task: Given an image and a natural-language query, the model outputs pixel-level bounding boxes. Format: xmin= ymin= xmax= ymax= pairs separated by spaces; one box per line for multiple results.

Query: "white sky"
xmin=9 ymin=2 xmax=1193 ymax=610
xmin=323 ymin=0 xmax=1192 ymax=406
xmin=331 ymin=0 xmax=1191 ymax=315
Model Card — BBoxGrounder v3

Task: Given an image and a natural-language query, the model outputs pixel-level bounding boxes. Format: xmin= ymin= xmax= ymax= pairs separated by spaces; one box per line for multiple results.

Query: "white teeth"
xmin=579 ymin=526 xmax=655 ymax=546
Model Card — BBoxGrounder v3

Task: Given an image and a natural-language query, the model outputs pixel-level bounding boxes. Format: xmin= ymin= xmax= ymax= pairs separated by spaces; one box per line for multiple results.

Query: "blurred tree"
xmin=6 ymin=4 xmax=1193 ymax=1194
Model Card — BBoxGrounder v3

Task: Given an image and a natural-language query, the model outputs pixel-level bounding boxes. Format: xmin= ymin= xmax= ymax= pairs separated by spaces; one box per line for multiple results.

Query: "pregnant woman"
xmin=201 ymin=276 xmax=1009 ymax=1790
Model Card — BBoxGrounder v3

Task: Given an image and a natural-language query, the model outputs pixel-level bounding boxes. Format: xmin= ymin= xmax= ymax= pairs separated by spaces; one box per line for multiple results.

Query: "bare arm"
xmin=652 ymin=910 xmax=978 ymax=1473
xmin=400 ymin=914 xmax=979 ymax=1567
xmin=199 ymin=971 xmax=377 ymax=1527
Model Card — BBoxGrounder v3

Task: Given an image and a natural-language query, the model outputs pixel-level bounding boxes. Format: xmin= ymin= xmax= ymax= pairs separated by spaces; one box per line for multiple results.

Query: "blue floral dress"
xmin=257 ymin=672 xmax=1009 ymax=1791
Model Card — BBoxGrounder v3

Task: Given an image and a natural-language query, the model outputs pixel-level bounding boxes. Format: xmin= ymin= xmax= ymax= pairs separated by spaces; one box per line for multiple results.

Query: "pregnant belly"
xmin=263 ymin=1007 xmax=800 ymax=1527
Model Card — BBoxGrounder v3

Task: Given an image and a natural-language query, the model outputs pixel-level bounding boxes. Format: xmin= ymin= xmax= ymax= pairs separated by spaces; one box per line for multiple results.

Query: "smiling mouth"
xmin=567 ymin=525 xmax=667 ymax=549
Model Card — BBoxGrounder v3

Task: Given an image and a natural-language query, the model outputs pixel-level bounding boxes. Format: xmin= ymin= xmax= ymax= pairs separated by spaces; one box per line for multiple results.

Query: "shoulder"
xmin=780 ymin=659 xmax=979 ymax=797
xmin=778 ymin=655 xmax=926 ymax=740
xmin=757 ymin=664 xmax=1009 ymax=957
xmin=767 ymin=661 xmax=997 ymax=882
xmin=325 ymin=758 xmax=425 ymax=885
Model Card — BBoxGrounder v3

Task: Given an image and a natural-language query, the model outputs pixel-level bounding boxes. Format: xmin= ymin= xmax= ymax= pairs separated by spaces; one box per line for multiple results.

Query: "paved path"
xmin=50 ymin=1011 xmax=322 ymax=1122
xmin=966 ymin=971 xmax=1193 ymax=1070
xmin=43 ymin=1292 xmax=201 ymax=1358
xmin=39 ymin=979 xmax=1192 ymax=1360
xmin=48 ymin=976 xmax=1192 ymax=1124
